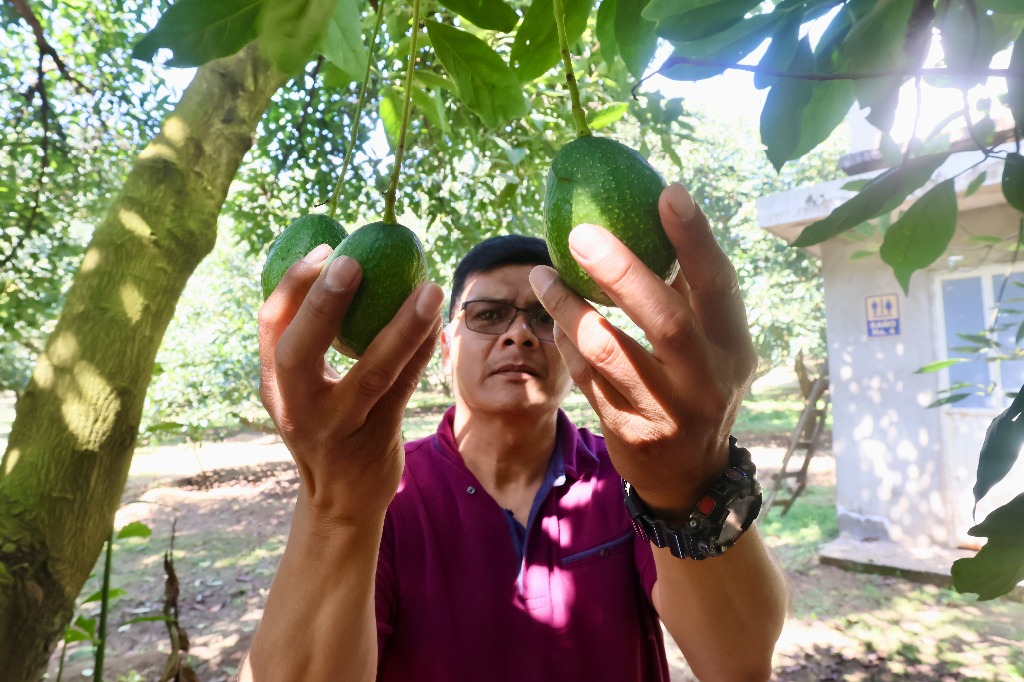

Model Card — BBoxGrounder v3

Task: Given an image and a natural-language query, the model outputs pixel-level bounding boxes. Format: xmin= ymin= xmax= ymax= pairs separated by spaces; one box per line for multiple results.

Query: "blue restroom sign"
xmin=866 ymin=294 xmax=900 ymax=337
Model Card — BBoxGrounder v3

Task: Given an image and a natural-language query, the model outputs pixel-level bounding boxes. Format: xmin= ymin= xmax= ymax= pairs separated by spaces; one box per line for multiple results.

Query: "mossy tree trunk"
xmin=0 ymin=43 xmax=285 ymax=681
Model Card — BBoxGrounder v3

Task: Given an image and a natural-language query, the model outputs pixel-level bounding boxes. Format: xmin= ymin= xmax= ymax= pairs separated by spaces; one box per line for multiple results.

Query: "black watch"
xmin=623 ymin=436 xmax=763 ymax=560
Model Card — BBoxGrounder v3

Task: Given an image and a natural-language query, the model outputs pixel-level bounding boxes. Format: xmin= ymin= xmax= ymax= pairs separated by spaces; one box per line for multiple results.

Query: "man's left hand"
xmin=530 ymin=182 xmax=758 ymax=520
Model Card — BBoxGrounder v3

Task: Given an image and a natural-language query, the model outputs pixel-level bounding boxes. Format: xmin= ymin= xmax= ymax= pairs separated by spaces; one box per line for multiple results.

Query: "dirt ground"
xmin=40 ymin=424 xmax=1024 ymax=682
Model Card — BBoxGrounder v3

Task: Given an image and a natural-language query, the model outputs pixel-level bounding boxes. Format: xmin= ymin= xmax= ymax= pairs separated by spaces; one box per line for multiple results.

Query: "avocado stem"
xmin=328 ymin=0 xmax=387 ymax=219
xmin=552 ymin=0 xmax=591 ymax=138
xmin=383 ymin=0 xmax=421 ymax=224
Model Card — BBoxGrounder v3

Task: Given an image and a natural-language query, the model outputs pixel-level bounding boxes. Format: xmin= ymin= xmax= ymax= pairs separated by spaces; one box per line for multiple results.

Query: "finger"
xmin=552 ymin=324 xmax=634 ymax=424
xmin=275 ymin=255 xmax=362 ymax=393
xmin=659 ymin=182 xmax=750 ymax=347
xmin=531 ymin=265 xmax=663 ymax=408
xmin=565 ymin=223 xmax=701 ymax=361
xmin=339 ymin=282 xmax=445 ymax=423
xmin=258 ymin=244 xmax=336 ymax=408
xmin=373 ymin=314 xmax=443 ymax=426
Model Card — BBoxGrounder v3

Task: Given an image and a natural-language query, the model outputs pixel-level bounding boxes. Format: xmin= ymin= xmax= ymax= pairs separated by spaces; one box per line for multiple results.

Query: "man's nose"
xmin=501 ymin=310 xmax=537 ymax=346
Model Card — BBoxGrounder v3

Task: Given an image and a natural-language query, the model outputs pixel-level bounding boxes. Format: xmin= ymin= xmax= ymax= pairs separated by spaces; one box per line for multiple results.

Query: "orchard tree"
xmin=3 ymin=0 xmax=1024 ymax=678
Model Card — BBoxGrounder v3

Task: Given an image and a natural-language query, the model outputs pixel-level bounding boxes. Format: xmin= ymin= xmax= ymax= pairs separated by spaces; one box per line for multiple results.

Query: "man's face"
xmin=442 ymin=264 xmax=573 ymax=419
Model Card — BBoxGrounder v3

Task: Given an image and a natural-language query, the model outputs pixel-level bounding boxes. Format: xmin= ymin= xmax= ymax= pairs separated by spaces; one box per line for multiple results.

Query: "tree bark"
xmin=0 ymin=43 xmax=285 ymax=681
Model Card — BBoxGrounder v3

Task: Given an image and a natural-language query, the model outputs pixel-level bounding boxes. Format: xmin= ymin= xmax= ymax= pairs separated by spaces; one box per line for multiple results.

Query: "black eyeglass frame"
xmin=459 ymin=299 xmax=556 ymax=341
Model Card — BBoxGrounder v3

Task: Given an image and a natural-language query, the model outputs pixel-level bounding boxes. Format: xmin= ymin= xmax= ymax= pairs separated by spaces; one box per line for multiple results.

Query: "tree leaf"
xmin=926 ymin=392 xmax=973 ymax=408
xmin=914 ymin=358 xmax=967 ymax=374
xmin=1009 ymin=28 xmax=1024 ymax=133
xmin=753 ymin=10 xmax=801 ymax=90
xmin=436 ymin=0 xmax=520 ymax=32
xmin=972 ymin=388 xmax=1024 ymax=507
xmin=426 ymin=20 xmax=529 ymax=128
xmin=511 ymin=0 xmax=595 ymax=82
xmin=879 ymin=178 xmax=958 ymax=294
xmin=414 ymin=70 xmax=457 ymax=93
xmin=81 ymin=588 xmax=127 ymax=605
xmin=411 ymin=85 xmax=448 ymax=135
xmin=659 ymin=12 xmax=783 ymax=82
xmin=133 ymin=0 xmax=263 ymax=67
xmin=792 ymin=152 xmax=951 ymax=247
xmin=317 ymin=0 xmax=367 ymax=77
xmin=965 ymin=170 xmax=987 ymax=197
xmin=259 ymin=0 xmax=338 ymax=74
xmin=952 ymin=492 xmax=1024 ymax=600
xmin=654 ymin=0 xmax=761 ymax=42
xmin=615 ymin=0 xmax=659 ymax=79
xmin=760 ymin=37 xmax=855 ymax=170
xmin=1002 ymin=152 xmax=1024 ymax=213
xmin=117 ymin=520 xmax=153 ymax=539
xmin=321 ymin=62 xmax=357 ymax=87
xmin=589 ymin=102 xmax=629 ymax=129
xmin=596 ymin=0 xmax=619 ymax=61
xmin=379 ymin=86 xmax=403 ymax=150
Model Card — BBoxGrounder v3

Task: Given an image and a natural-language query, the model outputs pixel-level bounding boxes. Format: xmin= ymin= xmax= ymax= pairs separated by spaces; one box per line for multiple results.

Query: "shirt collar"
xmin=433 ymin=406 xmax=599 ymax=483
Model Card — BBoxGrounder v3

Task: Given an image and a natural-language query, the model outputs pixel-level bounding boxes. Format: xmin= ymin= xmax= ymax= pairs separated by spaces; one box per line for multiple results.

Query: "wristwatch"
xmin=623 ymin=436 xmax=763 ymax=560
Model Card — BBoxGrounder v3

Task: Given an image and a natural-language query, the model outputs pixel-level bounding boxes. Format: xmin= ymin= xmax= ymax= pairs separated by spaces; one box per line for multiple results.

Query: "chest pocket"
xmin=560 ymin=529 xmax=633 ymax=568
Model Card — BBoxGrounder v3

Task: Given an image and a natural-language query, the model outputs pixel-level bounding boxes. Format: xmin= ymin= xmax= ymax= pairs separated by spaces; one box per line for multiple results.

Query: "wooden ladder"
xmin=763 ymin=374 xmax=830 ymax=516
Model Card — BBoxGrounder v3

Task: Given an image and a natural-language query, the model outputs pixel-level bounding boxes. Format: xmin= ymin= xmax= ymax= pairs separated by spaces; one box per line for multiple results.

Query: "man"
xmin=243 ymin=183 xmax=788 ymax=681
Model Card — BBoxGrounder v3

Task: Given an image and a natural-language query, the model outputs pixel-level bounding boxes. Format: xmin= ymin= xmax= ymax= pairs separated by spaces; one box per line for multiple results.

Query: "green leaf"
xmin=655 ymin=0 xmax=761 ymax=42
xmin=132 ymin=0 xmax=263 ymax=67
xmin=615 ymin=0 xmax=659 ymax=79
xmin=841 ymin=178 xmax=870 ymax=192
xmin=596 ymin=0 xmax=619 ymax=61
xmin=589 ymin=102 xmax=629 ymax=129
xmin=426 ymin=20 xmax=530 ymax=128
xmin=123 ymin=615 xmax=175 ymax=625
xmin=926 ymin=392 xmax=973 ymax=408
xmin=259 ymin=0 xmax=339 ymax=74
xmin=914 ymin=358 xmax=967 ymax=374
xmin=511 ymin=0 xmax=595 ymax=82
xmin=761 ymin=38 xmax=855 ymax=170
xmin=659 ymin=12 xmax=783 ymax=82
xmin=318 ymin=0 xmax=367 ymax=77
xmin=879 ymin=178 xmax=958 ymax=294
xmin=1003 ymin=152 xmax=1024 ymax=213
xmin=792 ymin=152 xmax=951 ymax=247
xmin=81 ymin=588 xmax=127 ymax=605
xmin=73 ymin=615 xmax=96 ymax=639
xmin=965 ymin=171 xmax=987 ymax=197
xmin=412 ymin=85 xmax=448 ymax=135
xmin=321 ymin=62 xmax=357 ymax=87
xmin=952 ymin=493 xmax=1024 ymax=600
xmin=753 ymin=10 xmax=801 ymax=90
xmin=117 ymin=520 xmax=153 ymax=540
xmin=414 ymin=70 xmax=457 ymax=94
xmin=379 ymin=87 xmax=403 ymax=150
xmin=938 ymin=1 xmax=1000 ymax=89
xmin=972 ymin=389 xmax=1024 ymax=507
xmin=436 ymin=0 xmax=519 ymax=31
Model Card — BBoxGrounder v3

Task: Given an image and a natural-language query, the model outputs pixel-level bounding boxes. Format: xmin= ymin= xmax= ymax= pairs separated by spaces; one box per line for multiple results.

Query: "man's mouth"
xmin=493 ymin=363 xmax=540 ymax=377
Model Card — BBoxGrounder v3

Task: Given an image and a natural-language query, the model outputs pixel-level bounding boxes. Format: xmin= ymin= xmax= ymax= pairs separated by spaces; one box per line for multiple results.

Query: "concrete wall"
xmin=820 ymin=239 xmax=950 ymax=546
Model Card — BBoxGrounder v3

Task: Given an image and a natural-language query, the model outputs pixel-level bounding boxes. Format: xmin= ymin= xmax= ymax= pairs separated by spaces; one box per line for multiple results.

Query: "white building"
xmin=757 ymin=110 xmax=1024 ymax=577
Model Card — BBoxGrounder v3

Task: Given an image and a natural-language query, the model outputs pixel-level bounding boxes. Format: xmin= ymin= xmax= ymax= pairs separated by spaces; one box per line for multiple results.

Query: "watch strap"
xmin=623 ymin=436 xmax=763 ymax=560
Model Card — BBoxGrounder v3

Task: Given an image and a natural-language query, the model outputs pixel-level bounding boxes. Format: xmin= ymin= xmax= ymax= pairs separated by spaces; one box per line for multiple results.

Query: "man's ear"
xmin=440 ymin=321 xmax=454 ymax=375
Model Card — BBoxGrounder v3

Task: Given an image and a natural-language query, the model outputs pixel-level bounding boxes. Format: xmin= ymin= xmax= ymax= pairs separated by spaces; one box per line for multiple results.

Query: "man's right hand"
xmin=257 ymin=243 xmax=444 ymax=525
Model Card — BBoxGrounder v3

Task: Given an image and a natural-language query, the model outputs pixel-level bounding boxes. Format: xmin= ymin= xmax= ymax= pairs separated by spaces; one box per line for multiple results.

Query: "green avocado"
xmin=261 ymin=214 xmax=348 ymax=300
xmin=323 ymin=221 xmax=429 ymax=357
xmin=543 ymin=135 xmax=677 ymax=306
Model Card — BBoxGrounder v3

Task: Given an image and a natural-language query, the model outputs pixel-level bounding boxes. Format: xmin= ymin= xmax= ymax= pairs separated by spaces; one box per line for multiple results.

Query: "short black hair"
xmin=448 ymin=234 xmax=552 ymax=321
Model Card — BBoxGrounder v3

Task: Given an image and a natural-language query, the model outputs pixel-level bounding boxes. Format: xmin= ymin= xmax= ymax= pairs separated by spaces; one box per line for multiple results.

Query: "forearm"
xmin=240 ymin=497 xmax=384 ymax=682
xmin=652 ymin=526 xmax=788 ymax=682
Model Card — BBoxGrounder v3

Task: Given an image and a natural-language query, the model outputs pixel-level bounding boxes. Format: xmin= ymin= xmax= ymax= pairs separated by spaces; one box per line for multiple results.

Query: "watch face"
xmin=719 ymin=494 xmax=759 ymax=544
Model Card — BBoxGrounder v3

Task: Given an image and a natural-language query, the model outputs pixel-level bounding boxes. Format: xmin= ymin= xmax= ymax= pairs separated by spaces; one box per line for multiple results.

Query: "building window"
xmin=940 ymin=269 xmax=1024 ymax=409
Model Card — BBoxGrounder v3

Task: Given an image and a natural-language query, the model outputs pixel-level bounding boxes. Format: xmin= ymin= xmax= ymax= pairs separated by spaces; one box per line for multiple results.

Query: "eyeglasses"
xmin=460 ymin=300 xmax=555 ymax=341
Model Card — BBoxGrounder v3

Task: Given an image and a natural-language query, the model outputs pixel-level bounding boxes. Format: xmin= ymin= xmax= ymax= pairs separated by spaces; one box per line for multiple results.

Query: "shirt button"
xmin=467 ymin=486 xmax=476 ymax=494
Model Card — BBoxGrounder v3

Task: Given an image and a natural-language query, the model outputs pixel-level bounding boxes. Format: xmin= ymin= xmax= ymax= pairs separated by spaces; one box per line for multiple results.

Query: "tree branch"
xmin=646 ymin=56 xmax=1019 ymax=88
xmin=7 ymin=0 xmax=89 ymax=92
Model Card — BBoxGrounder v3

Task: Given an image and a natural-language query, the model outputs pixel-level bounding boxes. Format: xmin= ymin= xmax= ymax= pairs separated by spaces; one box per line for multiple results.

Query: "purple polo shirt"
xmin=375 ymin=407 xmax=670 ymax=681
